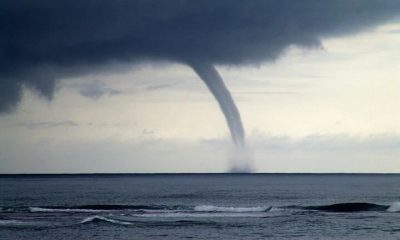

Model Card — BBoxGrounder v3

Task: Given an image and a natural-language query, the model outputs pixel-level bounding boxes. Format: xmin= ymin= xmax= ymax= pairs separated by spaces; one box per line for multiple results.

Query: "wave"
xmin=303 ymin=202 xmax=389 ymax=212
xmin=73 ymin=204 xmax=173 ymax=210
xmin=194 ymin=205 xmax=272 ymax=213
xmin=29 ymin=204 xmax=178 ymax=213
xmin=387 ymin=202 xmax=400 ymax=212
xmin=132 ymin=212 xmax=270 ymax=218
xmin=27 ymin=204 xmax=273 ymax=213
xmin=142 ymin=219 xmax=219 ymax=227
xmin=80 ymin=216 xmax=132 ymax=225
xmin=166 ymin=220 xmax=217 ymax=226
xmin=80 ymin=216 xmax=218 ymax=227
xmin=159 ymin=193 xmax=198 ymax=199
xmin=0 ymin=220 xmax=49 ymax=227
xmin=0 ymin=207 xmax=7 ymax=213
xmin=14 ymin=202 xmax=400 ymax=215
xmin=29 ymin=207 xmax=105 ymax=213
xmin=0 ymin=220 xmax=25 ymax=226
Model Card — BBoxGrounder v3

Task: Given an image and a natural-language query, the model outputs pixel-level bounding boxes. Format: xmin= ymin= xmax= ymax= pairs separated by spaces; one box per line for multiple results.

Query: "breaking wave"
xmin=0 ymin=220 xmax=26 ymax=226
xmin=29 ymin=207 xmax=105 ymax=213
xmin=194 ymin=205 xmax=272 ymax=212
xmin=387 ymin=202 xmax=400 ymax=212
xmin=28 ymin=205 xmax=178 ymax=213
xmin=0 ymin=220 xmax=48 ymax=227
xmin=80 ymin=216 xmax=132 ymax=225
xmin=6 ymin=202 xmax=398 ymax=216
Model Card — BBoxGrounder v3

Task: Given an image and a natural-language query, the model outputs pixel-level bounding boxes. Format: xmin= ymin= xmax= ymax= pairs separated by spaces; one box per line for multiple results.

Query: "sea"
xmin=0 ymin=174 xmax=399 ymax=240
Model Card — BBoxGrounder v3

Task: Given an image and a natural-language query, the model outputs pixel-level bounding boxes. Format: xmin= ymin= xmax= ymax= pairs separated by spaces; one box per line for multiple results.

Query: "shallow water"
xmin=0 ymin=174 xmax=399 ymax=239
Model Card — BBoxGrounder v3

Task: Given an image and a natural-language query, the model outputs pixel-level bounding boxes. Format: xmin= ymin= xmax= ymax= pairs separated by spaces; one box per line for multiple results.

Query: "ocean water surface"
xmin=0 ymin=174 xmax=399 ymax=239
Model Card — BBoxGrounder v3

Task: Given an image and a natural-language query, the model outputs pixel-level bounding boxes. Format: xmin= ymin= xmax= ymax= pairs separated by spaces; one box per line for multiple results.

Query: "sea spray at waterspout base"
xmin=189 ymin=62 xmax=252 ymax=172
xmin=228 ymin=146 xmax=254 ymax=173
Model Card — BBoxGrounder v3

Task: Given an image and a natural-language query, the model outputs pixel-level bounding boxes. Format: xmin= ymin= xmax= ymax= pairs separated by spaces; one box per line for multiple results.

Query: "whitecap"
xmin=29 ymin=207 xmax=104 ymax=213
xmin=194 ymin=205 xmax=271 ymax=213
xmin=80 ymin=216 xmax=132 ymax=225
xmin=0 ymin=220 xmax=25 ymax=226
xmin=0 ymin=220 xmax=48 ymax=227
xmin=387 ymin=202 xmax=400 ymax=212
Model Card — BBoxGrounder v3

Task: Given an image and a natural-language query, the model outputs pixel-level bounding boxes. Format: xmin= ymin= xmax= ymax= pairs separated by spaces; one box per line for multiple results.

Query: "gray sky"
xmin=1 ymin=1 xmax=400 ymax=173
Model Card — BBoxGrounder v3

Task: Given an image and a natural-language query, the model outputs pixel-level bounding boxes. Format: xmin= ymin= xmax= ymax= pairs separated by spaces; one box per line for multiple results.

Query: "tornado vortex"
xmin=189 ymin=62 xmax=245 ymax=148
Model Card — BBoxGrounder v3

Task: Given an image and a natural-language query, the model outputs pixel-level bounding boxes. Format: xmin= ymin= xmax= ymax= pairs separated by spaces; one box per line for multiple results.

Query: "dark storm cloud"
xmin=1 ymin=0 xmax=399 ymax=112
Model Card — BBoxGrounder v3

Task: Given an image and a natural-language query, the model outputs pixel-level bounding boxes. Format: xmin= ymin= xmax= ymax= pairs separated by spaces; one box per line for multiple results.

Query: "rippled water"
xmin=0 ymin=174 xmax=399 ymax=239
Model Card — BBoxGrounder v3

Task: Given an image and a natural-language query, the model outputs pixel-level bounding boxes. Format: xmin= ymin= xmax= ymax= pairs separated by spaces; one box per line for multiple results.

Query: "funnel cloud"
xmin=190 ymin=61 xmax=250 ymax=170
xmin=190 ymin=62 xmax=244 ymax=147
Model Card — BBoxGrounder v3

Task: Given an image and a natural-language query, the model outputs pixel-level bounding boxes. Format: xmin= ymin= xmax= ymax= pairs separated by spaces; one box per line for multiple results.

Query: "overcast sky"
xmin=1 ymin=1 xmax=400 ymax=173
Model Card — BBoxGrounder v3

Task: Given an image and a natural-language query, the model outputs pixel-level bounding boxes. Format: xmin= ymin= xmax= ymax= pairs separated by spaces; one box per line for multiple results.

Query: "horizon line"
xmin=0 ymin=172 xmax=399 ymax=176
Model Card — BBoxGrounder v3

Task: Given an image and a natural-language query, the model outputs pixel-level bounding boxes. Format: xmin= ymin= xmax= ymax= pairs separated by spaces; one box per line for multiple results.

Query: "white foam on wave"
xmin=269 ymin=207 xmax=285 ymax=212
xmin=194 ymin=205 xmax=271 ymax=213
xmin=387 ymin=202 xmax=400 ymax=212
xmin=29 ymin=207 xmax=104 ymax=213
xmin=0 ymin=220 xmax=24 ymax=226
xmin=80 ymin=216 xmax=132 ymax=225
xmin=0 ymin=220 xmax=47 ymax=227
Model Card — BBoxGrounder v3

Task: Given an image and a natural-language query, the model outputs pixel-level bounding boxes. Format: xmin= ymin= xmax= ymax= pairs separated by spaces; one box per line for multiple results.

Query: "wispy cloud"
xmin=145 ymin=83 xmax=178 ymax=91
xmin=385 ymin=29 xmax=400 ymax=34
xmin=78 ymin=80 xmax=121 ymax=99
xmin=235 ymin=91 xmax=300 ymax=95
xmin=248 ymin=133 xmax=400 ymax=152
xmin=15 ymin=121 xmax=78 ymax=129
